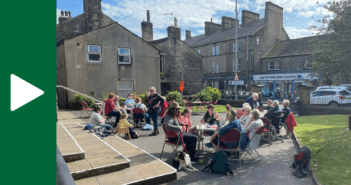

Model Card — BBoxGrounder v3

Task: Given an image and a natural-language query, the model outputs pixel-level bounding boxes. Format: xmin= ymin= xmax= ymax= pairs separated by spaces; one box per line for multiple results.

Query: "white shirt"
xmin=246 ymin=119 xmax=264 ymax=150
xmin=90 ymin=113 xmax=104 ymax=125
xmin=239 ymin=115 xmax=251 ymax=129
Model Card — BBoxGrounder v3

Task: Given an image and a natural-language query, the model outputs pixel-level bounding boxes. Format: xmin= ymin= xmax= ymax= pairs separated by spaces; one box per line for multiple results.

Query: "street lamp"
xmin=234 ymin=0 xmax=238 ymax=100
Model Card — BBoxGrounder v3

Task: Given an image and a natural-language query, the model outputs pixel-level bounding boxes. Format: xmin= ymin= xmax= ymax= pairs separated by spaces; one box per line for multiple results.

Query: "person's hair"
xmin=273 ymin=100 xmax=279 ymax=107
xmin=108 ymin=92 xmax=115 ymax=99
xmin=251 ymin=109 xmax=260 ymax=120
xmin=161 ymin=96 xmax=167 ymax=101
xmin=96 ymin=107 xmax=102 ymax=112
xmin=181 ymin=108 xmax=192 ymax=117
xmin=149 ymin=87 xmax=156 ymax=92
xmin=267 ymin=99 xmax=273 ymax=104
xmin=135 ymin=97 xmax=141 ymax=103
xmin=283 ymin=99 xmax=290 ymax=107
xmin=252 ymin=93 xmax=258 ymax=98
xmin=120 ymin=114 xmax=128 ymax=120
xmin=242 ymin=104 xmax=252 ymax=113
xmin=207 ymin=105 xmax=215 ymax=109
xmin=227 ymin=109 xmax=237 ymax=120
xmin=128 ymin=93 xmax=133 ymax=97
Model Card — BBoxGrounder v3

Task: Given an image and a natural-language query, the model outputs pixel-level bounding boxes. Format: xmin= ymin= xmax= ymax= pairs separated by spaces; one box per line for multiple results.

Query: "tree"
xmin=309 ymin=0 xmax=351 ymax=84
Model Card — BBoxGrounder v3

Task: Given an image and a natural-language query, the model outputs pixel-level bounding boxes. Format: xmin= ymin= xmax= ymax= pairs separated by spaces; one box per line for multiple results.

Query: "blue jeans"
xmin=146 ymin=108 xmax=160 ymax=128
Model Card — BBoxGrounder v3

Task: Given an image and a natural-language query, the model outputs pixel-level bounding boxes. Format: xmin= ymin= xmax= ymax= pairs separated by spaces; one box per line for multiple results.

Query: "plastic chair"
xmin=80 ymin=101 xmax=93 ymax=117
xmin=115 ymin=126 xmax=131 ymax=139
xmin=242 ymin=126 xmax=264 ymax=163
xmin=160 ymin=124 xmax=187 ymax=159
xmin=218 ymin=128 xmax=242 ymax=169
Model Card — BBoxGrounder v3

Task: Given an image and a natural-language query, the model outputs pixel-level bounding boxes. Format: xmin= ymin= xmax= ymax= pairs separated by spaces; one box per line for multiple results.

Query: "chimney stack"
xmin=141 ymin=10 xmax=153 ymax=41
xmin=186 ymin=30 xmax=191 ymax=39
xmin=61 ymin=11 xmax=64 ymax=16
xmin=167 ymin=18 xmax=181 ymax=39
xmin=205 ymin=21 xmax=221 ymax=35
xmin=221 ymin=16 xmax=239 ymax=30
xmin=83 ymin=0 xmax=103 ymax=32
xmin=242 ymin=10 xmax=259 ymax=26
xmin=68 ymin=11 xmax=72 ymax=17
xmin=58 ymin=10 xmax=72 ymax=23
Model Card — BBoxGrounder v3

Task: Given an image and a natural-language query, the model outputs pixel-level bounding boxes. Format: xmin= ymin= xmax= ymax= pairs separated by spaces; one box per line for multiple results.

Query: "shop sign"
xmin=253 ymin=73 xmax=319 ymax=81
xmin=205 ymin=76 xmax=224 ymax=80
xmin=229 ymin=80 xmax=244 ymax=85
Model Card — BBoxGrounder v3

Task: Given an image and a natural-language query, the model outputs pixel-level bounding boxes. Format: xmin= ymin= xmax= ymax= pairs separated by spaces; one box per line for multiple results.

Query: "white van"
xmin=310 ymin=89 xmax=351 ymax=107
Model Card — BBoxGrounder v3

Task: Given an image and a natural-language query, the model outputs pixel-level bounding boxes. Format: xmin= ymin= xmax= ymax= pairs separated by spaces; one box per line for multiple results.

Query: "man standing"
xmin=246 ymin=92 xmax=259 ymax=110
xmin=147 ymin=87 xmax=164 ymax=136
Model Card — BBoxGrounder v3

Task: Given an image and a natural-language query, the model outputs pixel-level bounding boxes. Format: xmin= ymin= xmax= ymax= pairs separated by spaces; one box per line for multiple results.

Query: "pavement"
xmin=59 ymin=110 xmax=312 ymax=185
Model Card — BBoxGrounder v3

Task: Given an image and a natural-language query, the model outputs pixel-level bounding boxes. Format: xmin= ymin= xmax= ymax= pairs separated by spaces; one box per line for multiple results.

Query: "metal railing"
xmin=56 ymin=85 xmax=105 ymax=115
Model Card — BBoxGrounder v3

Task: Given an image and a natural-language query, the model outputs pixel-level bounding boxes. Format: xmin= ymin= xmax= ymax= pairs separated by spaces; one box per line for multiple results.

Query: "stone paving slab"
xmin=66 ymin=159 xmax=92 ymax=173
xmin=95 ymin=168 xmax=144 ymax=185
xmin=75 ymin=177 xmax=100 ymax=185
xmin=84 ymin=147 xmax=117 ymax=159
xmin=87 ymin=155 xmax=128 ymax=169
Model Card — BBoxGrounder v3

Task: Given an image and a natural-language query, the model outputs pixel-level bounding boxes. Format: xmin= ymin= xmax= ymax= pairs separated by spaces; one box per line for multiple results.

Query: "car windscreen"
xmin=312 ymin=91 xmax=336 ymax=96
xmin=339 ymin=90 xmax=351 ymax=96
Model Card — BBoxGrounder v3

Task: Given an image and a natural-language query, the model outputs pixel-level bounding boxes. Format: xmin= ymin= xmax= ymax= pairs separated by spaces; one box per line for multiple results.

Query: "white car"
xmin=310 ymin=89 xmax=351 ymax=107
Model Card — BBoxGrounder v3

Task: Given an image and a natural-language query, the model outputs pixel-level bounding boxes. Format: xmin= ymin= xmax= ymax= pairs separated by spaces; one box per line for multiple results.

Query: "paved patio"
xmin=62 ymin=110 xmax=313 ymax=185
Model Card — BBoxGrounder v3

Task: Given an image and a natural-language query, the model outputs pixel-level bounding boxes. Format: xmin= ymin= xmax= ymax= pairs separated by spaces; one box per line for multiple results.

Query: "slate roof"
xmin=184 ymin=19 xmax=266 ymax=47
xmin=148 ymin=38 xmax=169 ymax=46
xmin=262 ymin=35 xmax=329 ymax=58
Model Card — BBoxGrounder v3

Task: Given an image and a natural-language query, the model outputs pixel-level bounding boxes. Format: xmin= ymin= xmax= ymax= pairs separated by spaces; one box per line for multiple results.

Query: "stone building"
xmin=56 ymin=0 xmax=161 ymax=108
xmin=184 ymin=1 xmax=290 ymax=93
xmin=252 ymin=35 xmax=327 ymax=99
xmin=142 ymin=11 xmax=203 ymax=95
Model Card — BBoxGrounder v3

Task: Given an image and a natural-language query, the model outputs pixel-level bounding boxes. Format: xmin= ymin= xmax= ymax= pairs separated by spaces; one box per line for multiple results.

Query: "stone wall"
xmin=156 ymin=38 xmax=203 ymax=95
xmin=260 ymin=55 xmax=306 ymax=73
xmin=306 ymin=105 xmax=351 ymax=115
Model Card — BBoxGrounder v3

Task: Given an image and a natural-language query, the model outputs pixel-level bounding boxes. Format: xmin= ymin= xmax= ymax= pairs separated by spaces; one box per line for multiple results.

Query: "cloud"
xmin=298 ymin=6 xmax=332 ymax=17
xmin=57 ymin=9 xmax=61 ymax=24
xmin=285 ymin=26 xmax=316 ymax=39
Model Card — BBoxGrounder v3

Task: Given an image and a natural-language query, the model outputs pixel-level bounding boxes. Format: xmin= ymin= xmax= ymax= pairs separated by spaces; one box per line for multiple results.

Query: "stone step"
xmin=57 ymin=122 xmax=85 ymax=162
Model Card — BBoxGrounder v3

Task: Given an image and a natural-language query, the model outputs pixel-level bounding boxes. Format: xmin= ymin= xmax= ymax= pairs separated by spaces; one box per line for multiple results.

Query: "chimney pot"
xmin=186 ymin=30 xmax=191 ymax=39
xmin=68 ymin=11 xmax=72 ymax=17
xmin=147 ymin=10 xmax=150 ymax=22
xmin=174 ymin=17 xmax=177 ymax=27
xmin=211 ymin=18 xmax=213 ymax=22
xmin=61 ymin=11 xmax=64 ymax=16
xmin=65 ymin=11 xmax=68 ymax=16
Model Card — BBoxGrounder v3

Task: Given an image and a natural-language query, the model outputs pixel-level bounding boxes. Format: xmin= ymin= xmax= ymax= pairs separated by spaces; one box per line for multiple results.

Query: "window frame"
xmin=215 ymin=60 xmax=219 ymax=73
xmin=275 ymin=61 xmax=281 ymax=70
xmin=233 ymin=43 xmax=236 ymax=53
xmin=233 ymin=58 xmax=242 ymax=72
xmin=212 ymin=46 xmax=215 ymax=56
xmin=304 ymin=56 xmax=313 ymax=69
xmin=117 ymin=80 xmax=134 ymax=98
xmin=87 ymin=45 xmax=102 ymax=63
xmin=117 ymin=47 xmax=132 ymax=64
xmin=238 ymin=42 xmax=242 ymax=52
xmin=212 ymin=61 xmax=215 ymax=73
xmin=268 ymin=61 xmax=280 ymax=70
xmin=256 ymin=37 xmax=260 ymax=45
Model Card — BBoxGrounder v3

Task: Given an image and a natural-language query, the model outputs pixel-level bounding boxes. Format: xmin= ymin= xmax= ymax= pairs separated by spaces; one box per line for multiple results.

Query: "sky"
xmin=57 ymin=0 xmax=334 ymax=40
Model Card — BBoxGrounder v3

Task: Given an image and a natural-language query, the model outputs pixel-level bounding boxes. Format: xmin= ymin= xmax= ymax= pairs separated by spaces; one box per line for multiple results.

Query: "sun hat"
xmin=168 ymin=102 xmax=182 ymax=109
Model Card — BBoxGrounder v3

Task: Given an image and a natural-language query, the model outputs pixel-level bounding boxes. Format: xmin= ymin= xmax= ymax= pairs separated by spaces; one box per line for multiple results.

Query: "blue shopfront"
xmin=252 ymin=72 xmax=319 ymax=99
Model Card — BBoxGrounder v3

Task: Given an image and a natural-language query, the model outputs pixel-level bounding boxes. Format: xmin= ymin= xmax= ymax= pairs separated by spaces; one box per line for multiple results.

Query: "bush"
xmin=166 ymin=91 xmax=182 ymax=104
xmin=68 ymin=94 xmax=95 ymax=110
xmin=192 ymin=87 xmax=221 ymax=102
xmin=139 ymin=91 xmax=148 ymax=105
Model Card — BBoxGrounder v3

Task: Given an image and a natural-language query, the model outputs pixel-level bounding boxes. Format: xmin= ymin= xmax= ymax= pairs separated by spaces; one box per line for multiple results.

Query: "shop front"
xmin=252 ymin=72 xmax=319 ymax=100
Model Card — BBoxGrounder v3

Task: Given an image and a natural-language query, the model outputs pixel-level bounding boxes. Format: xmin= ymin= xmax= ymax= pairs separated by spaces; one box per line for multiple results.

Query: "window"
xmin=304 ymin=56 xmax=313 ymax=68
xmin=118 ymin=48 xmax=131 ymax=64
xmin=212 ymin=60 xmax=219 ymax=73
xmin=160 ymin=55 xmax=164 ymax=73
xmin=212 ymin=46 xmax=215 ymax=56
xmin=256 ymin=37 xmax=260 ymax=45
xmin=233 ymin=43 xmax=236 ymax=52
xmin=238 ymin=42 xmax=242 ymax=52
xmin=233 ymin=58 xmax=241 ymax=72
xmin=268 ymin=61 xmax=280 ymax=70
xmin=87 ymin=45 xmax=101 ymax=62
xmin=216 ymin=46 xmax=219 ymax=55
xmin=197 ymin=49 xmax=201 ymax=54
xmin=340 ymin=90 xmax=351 ymax=96
xmin=117 ymin=81 xmax=133 ymax=98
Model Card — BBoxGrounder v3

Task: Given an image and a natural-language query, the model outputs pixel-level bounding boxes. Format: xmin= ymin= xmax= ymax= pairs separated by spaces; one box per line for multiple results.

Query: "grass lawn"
xmin=180 ymin=105 xmax=230 ymax=113
xmin=294 ymin=115 xmax=350 ymax=185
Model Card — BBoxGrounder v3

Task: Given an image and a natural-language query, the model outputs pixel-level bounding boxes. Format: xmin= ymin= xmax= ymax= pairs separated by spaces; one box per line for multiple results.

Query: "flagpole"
xmin=235 ymin=0 xmax=238 ymax=100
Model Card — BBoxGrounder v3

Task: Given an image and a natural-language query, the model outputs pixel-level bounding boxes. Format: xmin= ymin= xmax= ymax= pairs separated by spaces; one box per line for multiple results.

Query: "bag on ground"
xmin=202 ymin=150 xmax=233 ymax=178
xmin=292 ymin=147 xmax=312 ymax=168
xmin=142 ymin=123 xmax=154 ymax=130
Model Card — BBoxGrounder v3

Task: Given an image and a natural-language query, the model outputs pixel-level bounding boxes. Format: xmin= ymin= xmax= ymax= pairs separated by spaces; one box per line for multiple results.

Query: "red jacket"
xmin=159 ymin=102 xmax=168 ymax=118
xmin=104 ymin=98 xmax=116 ymax=115
xmin=286 ymin=112 xmax=297 ymax=133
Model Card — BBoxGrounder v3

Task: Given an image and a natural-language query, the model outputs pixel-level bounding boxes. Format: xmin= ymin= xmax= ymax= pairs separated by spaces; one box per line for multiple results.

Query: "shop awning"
xmin=252 ymin=71 xmax=319 ymax=81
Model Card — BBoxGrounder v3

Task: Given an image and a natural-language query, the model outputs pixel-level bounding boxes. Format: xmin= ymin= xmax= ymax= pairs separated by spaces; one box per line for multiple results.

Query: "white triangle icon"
xmin=11 ymin=74 xmax=44 ymax=111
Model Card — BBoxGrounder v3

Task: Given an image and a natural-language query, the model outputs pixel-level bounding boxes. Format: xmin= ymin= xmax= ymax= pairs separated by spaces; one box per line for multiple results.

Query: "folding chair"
xmin=160 ymin=124 xmax=187 ymax=159
xmin=242 ymin=126 xmax=264 ymax=163
xmin=218 ymin=128 xmax=242 ymax=169
xmin=80 ymin=101 xmax=94 ymax=117
xmin=260 ymin=117 xmax=276 ymax=146
xmin=132 ymin=107 xmax=145 ymax=127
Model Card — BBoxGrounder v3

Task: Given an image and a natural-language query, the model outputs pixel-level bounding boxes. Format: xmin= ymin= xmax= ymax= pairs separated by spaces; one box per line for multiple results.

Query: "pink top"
xmin=179 ymin=116 xmax=192 ymax=132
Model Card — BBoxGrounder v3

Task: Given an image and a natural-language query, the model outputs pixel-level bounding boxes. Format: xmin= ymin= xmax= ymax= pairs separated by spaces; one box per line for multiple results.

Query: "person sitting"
xmin=159 ymin=96 xmax=168 ymax=124
xmin=105 ymin=93 xmax=122 ymax=128
xmin=263 ymin=99 xmax=273 ymax=111
xmin=245 ymin=109 xmax=264 ymax=150
xmin=209 ymin=109 xmax=241 ymax=151
xmin=124 ymin=94 xmax=135 ymax=114
xmin=265 ymin=100 xmax=282 ymax=134
xmin=132 ymin=97 xmax=149 ymax=124
xmin=246 ymin=92 xmax=259 ymax=110
xmin=281 ymin=99 xmax=291 ymax=123
xmin=89 ymin=107 xmax=113 ymax=129
xmin=201 ymin=104 xmax=220 ymax=135
xmin=165 ymin=102 xmax=198 ymax=162
xmin=115 ymin=113 xmax=139 ymax=139
xmin=113 ymin=96 xmax=121 ymax=107
xmin=238 ymin=104 xmax=252 ymax=129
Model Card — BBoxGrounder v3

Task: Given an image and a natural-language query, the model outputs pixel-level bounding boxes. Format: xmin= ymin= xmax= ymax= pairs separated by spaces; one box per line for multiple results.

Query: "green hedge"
xmin=166 ymin=91 xmax=182 ymax=104
xmin=192 ymin=87 xmax=221 ymax=102
xmin=68 ymin=94 xmax=95 ymax=110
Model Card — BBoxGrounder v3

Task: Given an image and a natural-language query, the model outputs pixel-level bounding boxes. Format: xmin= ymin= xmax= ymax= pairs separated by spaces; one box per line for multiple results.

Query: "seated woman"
xmin=114 ymin=113 xmax=139 ymax=139
xmin=132 ymin=97 xmax=149 ymax=125
xmin=209 ymin=109 xmax=241 ymax=151
xmin=201 ymin=104 xmax=220 ymax=135
xmin=281 ymin=99 xmax=291 ymax=123
xmin=263 ymin=99 xmax=273 ymax=111
xmin=238 ymin=104 xmax=252 ymax=129
xmin=165 ymin=102 xmax=198 ymax=162
xmin=105 ymin=93 xmax=122 ymax=128
xmin=245 ymin=109 xmax=264 ymax=150
xmin=113 ymin=96 xmax=121 ymax=107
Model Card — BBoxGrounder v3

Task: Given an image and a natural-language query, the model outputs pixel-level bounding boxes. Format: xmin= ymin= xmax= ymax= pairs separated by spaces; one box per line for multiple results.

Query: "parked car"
xmin=310 ymin=89 xmax=351 ymax=107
